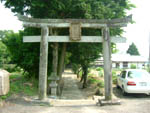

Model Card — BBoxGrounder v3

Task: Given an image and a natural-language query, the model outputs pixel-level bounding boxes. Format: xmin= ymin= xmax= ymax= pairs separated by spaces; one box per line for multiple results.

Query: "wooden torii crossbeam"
xmin=17 ymin=14 xmax=132 ymax=100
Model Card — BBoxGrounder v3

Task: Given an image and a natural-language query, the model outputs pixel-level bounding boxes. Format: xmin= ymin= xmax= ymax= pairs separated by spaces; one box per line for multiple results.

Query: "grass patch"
xmin=88 ymin=76 xmax=104 ymax=88
xmin=88 ymin=77 xmax=100 ymax=84
xmin=0 ymin=72 xmax=38 ymax=100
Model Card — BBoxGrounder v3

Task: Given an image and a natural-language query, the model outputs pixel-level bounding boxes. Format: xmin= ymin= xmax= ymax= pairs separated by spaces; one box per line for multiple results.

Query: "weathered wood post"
xmin=39 ymin=26 xmax=49 ymax=100
xmin=102 ymin=27 xmax=112 ymax=100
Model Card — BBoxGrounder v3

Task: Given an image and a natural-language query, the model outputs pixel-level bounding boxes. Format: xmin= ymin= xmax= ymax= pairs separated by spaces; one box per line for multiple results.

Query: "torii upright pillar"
xmin=39 ymin=26 xmax=49 ymax=100
xmin=102 ymin=27 xmax=112 ymax=100
xmin=17 ymin=14 xmax=132 ymax=101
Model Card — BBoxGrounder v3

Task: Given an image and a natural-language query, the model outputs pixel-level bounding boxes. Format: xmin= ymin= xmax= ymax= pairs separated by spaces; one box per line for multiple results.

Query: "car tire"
xmin=116 ymin=81 xmax=120 ymax=89
xmin=117 ymin=85 xmax=120 ymax=89
xmin=122 ymin=86 xmax=127 ymax=96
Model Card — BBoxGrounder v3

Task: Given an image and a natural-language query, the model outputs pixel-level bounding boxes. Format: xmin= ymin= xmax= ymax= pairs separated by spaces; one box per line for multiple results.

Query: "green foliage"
xmin=72 ymin=63 xmax=81 ymax=74
xmin=2 ymin=64 xmax=17 ymax=73
xmin=2 ymin=30 xmax=53 ymax=78
xmin=112 ymin=75 xmax=117 ymax=84
xmin=96 ymin=67 xmax=103 ymax=71
xmin=1 ymin=0 xmax=134 ymax=79
xmin=88 ymin=76 xmax=104 ymax=88
xmin=112 ymin=69 xmax=121 ymax=84
xmin=97 ymin=80 xmax=104 ymax=88
xmin=96 ymin=67 xmax=104 ymax=77
xmin=0 ymin=72 xmax=38 ymax=100
xmin=0 ymin=39 xmax=11 ymax=68
xmin=79 ymin=70 xmax=83 ymax=77
xmin=69 ymin=43 xmax=102 ymax=68
xmin=0 ymin=30 xmax=13 ymax=39
xmin=127 ymin=43 xmax=140 ymax=56
xmin=130 ymin=64 xmax=137 ymax=69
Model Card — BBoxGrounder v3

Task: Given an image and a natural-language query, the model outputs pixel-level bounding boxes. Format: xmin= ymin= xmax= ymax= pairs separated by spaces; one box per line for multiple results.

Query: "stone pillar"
xmin=49 ymin=42 xmax=59 ymax=97
xmin=102 ymin=27 xmax=112 ymax=100
xmin=48 ymin=72 xmax=59 ymax=96
xmin=39 ymin=26 xmax=49 ymax=100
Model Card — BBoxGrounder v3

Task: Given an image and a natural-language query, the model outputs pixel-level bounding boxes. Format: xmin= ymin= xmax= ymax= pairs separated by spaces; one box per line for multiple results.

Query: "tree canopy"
xmin=1 ymin=0 xmax=134 ymax=81
xmin=0 ymin=30 xmax=12 ymax=67
xmin=127 ymin=42 xmax=140 ymax=56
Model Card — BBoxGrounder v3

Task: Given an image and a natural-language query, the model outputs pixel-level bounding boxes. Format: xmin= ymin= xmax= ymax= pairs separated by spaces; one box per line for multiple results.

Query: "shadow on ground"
xmin=113 ymin=86 xmax=150 ymax=99
xmin=5 ymin=96 xmax=36 ymax=106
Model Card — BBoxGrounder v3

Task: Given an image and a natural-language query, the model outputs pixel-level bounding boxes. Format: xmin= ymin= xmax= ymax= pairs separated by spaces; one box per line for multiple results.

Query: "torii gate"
xmin=17 ymin=14 xmax=132 ymax=101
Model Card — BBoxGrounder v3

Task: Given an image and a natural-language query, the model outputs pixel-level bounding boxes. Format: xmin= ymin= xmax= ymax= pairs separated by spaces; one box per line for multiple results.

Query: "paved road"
xmin=1 ymin=70 xmax=150 ymax=113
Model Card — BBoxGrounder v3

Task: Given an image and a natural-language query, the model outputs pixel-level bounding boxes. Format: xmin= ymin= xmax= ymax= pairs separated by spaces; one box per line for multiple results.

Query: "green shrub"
xmin=96 ymin=67 xmax=103 ymax=71
xmin=97 ymin=80 xmax=104 ymax=88
xmin=2 ymin=64 xmax=22 ymax=73
xmin=130 ymin=64 xmax=136 ymax=69
xmin=88 ymin=76 xmax=104 ymax=88
xmin=2 ymin=30 xmax=54 ymax=78
xmin=112 ymin=70 xmax=117 ymax=76
xmin=88 ymin=77 xmax=99 ymax=84
xmin=112 ymin=70 xmax=117 ymax=84
xmin=112 ymin=75 xmax=117 ymax=84
xmin=96 ymin=67 xmax=104 ymax=77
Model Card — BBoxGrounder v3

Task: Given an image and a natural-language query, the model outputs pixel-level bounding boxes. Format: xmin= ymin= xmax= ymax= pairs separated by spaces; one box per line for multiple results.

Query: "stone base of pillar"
xmin=31 ymin=98 xmax=51 ymax=106
xmin=50 ymin=84 xmax=57 ymax=96
xmin=97 ymin=99 xmax=121 ymax=106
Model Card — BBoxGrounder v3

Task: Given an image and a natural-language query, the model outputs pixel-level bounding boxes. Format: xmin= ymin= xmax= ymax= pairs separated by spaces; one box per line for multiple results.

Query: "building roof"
xmin=111 ymin=54 xmax=148 ymax=63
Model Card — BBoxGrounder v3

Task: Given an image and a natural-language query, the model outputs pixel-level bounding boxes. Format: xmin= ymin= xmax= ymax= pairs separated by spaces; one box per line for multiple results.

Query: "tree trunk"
xmin=80 ymin=66 xmax=84 ymax=82
xmin=58 ymin=43 xmax=67 ymax=78
xmin=52 ymin=43 xmax=58 ymax=74
xmin=80 ymin=69 xmax=84 ymax=82
xmin=82 ymin=66 xmax=88 ymax=88
xmin=39 ymin=26 xmax=49 ymax=100
xmin=77 ymin=68 xmax=81 ymax=78
xmin=57 ymin=43 xmax=66 ymax=96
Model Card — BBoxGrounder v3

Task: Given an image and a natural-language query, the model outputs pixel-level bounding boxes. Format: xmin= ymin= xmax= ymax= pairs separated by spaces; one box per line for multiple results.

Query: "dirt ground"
xmin=1 ymin=70 xmax=150 ymax=113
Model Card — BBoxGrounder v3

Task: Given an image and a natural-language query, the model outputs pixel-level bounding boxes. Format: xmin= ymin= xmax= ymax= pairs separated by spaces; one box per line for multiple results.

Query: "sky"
xmin=118 ymin=0 xmax=150 ymax=58
xmin=0 ymin=0 xmax=150 ymax=58
xmin=0 ymin=3 xmax=23 ymax=32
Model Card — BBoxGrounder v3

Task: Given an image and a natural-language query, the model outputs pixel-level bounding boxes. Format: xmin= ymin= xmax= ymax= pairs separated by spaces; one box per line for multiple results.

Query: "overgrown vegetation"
xmin=0 ymin=72 xmax=38 ymax=100
xmin=0 ymin=40 xmax=11 ymax=68
xmin=96 ymin=67 xmax=104 ymax=77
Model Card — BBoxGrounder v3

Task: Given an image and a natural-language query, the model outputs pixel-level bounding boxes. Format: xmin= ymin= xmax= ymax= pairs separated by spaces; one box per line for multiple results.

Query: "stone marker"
xmin=0 ymin=69 xmax=10 ymax=95
xmin=48 ymin=72 xmax=59 ymax=97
